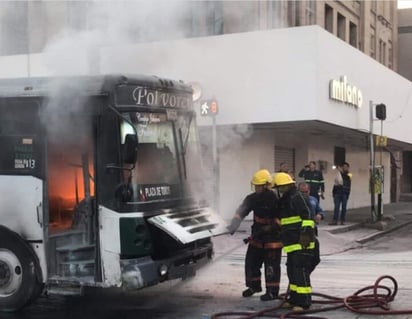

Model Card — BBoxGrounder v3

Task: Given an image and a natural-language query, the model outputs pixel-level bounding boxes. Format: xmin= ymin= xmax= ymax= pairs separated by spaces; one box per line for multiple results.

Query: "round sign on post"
xmin=188 ymin=82 xmax=202 ymax=102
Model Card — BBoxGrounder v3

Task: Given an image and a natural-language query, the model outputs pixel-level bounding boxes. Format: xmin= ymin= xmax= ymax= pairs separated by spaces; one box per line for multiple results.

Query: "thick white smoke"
xmin=37 ymin=1 xmax=258 ymax=219
xmin=42 ymin=1 xmax=191 ymax=76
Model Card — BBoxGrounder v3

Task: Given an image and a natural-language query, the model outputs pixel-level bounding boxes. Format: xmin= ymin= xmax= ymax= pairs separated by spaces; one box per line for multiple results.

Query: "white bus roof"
xmin=0 ymin=74 xmax=191 ymax=98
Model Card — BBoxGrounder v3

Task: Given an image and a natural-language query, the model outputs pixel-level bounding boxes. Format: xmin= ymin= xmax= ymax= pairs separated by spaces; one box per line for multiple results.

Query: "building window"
xmin=305 ymin=0 xmax=316 ymax=25
xmin=190 ymin=1 xmax=223 ymax=37
xmin=371 ymin=0 xmax=377 ymax=13
xmin=388 ymin=41 xmax=393 ymax=69
xmin=337 ymin=12 xmax=346 ymax=41
xmin=67 ymin=2 xmax=89 ymax=31
xmin=349 ymin=21 xmax=357 ymax=48
xmin=213 ymin=1 xmax=224 ymax=35
xmin=379 ymin=39 xmax=386 ymax=64
xmin=0 ymin=2 xmax=29 ymax=55
xmin=190 ymin=2 xmax=203 ymax=37
xmin=27 ymin=2 xmax=46 ymax=54
xmin=287 ymin=1 xmax=296 ymax=27
xmin=370 ymin=27 xmax=376 ymax=57
xmin=221 ymin=1 xmax=258 ymax=34
xmin=324 ymin=4 xmax=333 ymax=33
xmin=334 ymin=146 xmax=346 ymax=166
xmin=274 ymin=146 xmax=295 ymax=176
xmin=370 ymin=11 xmax=376 ymax=28
xmin=270 ymin=0 xmax=283 ymax=28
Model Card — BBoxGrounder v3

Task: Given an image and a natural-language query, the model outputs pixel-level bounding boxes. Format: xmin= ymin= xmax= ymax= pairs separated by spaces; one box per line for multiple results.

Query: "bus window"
xmin=0 ymin=99 xmax=39 ymax=135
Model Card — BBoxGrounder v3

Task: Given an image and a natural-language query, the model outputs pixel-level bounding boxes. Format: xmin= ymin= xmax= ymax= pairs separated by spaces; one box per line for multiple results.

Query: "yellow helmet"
xmin=273 ymin=172 xmax=295 ymax=186
xmin=251 ymin=169 xmax=272 ymax=185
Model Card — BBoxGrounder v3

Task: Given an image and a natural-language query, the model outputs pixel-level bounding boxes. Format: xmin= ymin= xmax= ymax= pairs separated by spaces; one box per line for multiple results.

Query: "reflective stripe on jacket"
xmin=279 ymin=188 xmax=315 ymax=253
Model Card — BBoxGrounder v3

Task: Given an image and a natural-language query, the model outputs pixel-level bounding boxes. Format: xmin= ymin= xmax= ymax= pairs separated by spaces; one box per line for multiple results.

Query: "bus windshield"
xmin=120 ymin=110 xmax=204 ymax=203
xmin=120 ymin=112 xmax=179 ymax=202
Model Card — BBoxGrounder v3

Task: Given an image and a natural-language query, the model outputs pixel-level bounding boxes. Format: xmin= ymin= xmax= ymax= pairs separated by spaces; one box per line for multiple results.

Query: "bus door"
xmin=45 ymin=107 xmax=97 ymax=281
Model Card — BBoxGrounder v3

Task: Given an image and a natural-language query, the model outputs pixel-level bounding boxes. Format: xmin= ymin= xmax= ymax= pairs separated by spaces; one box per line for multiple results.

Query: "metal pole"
xmin=369 ymin=101 xmax=376 ymax=222
xmin=377 ymin=120 xmax=384 ymax=220
xmin=212 ymin=115 xmax=219 ymax=213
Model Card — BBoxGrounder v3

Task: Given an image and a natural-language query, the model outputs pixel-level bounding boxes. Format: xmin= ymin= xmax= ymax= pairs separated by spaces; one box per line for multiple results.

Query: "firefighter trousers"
xmin=286 ymin=249 xmax=315 ymax=309
xmin=245 ymin=242 xmax=282 ymax=294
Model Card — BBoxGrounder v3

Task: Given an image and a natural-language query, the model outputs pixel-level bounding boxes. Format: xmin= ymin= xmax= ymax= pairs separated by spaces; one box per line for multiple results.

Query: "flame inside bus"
xmin=47 ymin=141 xmax=94 ymax=231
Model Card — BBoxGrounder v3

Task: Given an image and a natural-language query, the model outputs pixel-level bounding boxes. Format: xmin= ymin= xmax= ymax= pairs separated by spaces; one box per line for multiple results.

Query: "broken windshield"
xmin=119 ymin=110 xmax=204 ymax=204
xmin=120 ymin=112 xmax=179 ymax=202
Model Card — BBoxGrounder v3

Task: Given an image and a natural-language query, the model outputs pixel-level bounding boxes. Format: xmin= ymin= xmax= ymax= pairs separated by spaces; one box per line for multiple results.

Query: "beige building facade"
xmin=0 ymin=1 xmax=398 ymax=70
xmin=398 ymin=8 xmax=412 ymax=80
xmin=398 ymin=7 xmax=412 ymax=194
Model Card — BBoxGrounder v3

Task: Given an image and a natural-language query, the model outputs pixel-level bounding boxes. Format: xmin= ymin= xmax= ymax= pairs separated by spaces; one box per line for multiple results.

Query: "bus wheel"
xmin=0 ymin=235 xmax=40 ymax=312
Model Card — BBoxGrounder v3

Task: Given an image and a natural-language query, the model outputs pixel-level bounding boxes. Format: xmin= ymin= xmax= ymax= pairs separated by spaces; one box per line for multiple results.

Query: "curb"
xmin=326 ymin=223 xmax=362 ymax=234
xmin=355 ymin=219 xmax=412 ymax=244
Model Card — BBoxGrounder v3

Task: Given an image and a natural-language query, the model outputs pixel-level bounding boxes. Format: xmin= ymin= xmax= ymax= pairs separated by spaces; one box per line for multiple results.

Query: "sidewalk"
xmin=227 ymin=201 xmax=412 ymax=256
xmin=319 ymin=201 xmax=412 ymax=253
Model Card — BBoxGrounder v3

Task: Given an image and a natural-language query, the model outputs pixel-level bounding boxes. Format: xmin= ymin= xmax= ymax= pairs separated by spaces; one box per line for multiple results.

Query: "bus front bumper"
xmin=120 ymin=243 xmax=213 ymax=289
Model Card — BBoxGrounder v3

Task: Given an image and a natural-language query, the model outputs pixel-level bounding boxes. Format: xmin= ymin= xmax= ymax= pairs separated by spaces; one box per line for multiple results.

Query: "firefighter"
xmin=273 ymin=172 xmax=316 ymax=312
xmin=227 ymin=169 xmax=282 ymax=301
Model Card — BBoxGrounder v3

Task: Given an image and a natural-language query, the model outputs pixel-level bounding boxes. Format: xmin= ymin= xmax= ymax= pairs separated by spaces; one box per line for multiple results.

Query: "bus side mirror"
xmin=123 ymin=134 xmax=138 ymax=164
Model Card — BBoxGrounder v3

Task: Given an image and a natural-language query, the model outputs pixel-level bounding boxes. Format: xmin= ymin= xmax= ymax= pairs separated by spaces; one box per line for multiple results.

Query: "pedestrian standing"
xmin=273 ymin=173 xmax=316 ymax=312
xmin=279 ymin=162 xmax=289 ymax=173
xmin=298 ymin=161 xmax=325 ymax=201
xmin=278 ymin=162 xmax=296 ymax=180
xmin=297 ymin=182 xmax=324 ymax=273
xmin=330 ymin=162 xmax=352 ymax=225
xmin=227 ymin=169 xmax=282 ymax=301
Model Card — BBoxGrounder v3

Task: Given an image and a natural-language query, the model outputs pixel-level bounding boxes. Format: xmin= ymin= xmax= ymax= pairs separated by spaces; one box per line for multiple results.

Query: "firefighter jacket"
xmin=235 ymin=189 xmax=281 ymax=243
xmin=278 ymin=187 xmax=315 ymax=253
xmin=298 ymin=169 xmax=325 ymax=197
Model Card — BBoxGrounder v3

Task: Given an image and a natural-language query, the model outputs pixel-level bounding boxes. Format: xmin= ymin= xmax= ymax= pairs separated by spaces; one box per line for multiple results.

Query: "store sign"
xmin=376 ymin=135 xmax=388 ymax=147
xmin=329 ymin=76 xmax=363 ymax=108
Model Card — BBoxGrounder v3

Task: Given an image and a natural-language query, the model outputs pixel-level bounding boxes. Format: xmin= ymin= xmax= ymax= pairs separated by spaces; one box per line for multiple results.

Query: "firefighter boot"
xmin=260 ymin=289 xmax=279 ymax=301
xmin=242 ymin=287 xmax=262 ymax=297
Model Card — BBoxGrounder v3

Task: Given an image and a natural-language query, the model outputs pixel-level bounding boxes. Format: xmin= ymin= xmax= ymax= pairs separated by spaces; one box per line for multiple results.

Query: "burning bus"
xmin=0 ymin=74 xmax=226 ymax=311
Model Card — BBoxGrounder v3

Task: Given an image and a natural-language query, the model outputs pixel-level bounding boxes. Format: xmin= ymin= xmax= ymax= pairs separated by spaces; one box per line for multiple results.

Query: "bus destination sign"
xmin=116 ymin=85 xmax=192 ymax=109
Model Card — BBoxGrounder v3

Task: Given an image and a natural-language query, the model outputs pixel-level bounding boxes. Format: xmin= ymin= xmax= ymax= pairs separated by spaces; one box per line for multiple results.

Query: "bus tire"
xmin=0 ymin=229 xmax=41 ymax=312
xmin=29 ymin=281 xmax=44 ymax=303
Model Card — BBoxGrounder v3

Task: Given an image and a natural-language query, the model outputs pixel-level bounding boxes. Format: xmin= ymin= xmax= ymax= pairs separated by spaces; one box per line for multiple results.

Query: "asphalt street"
xmin=4 ymin=201 xmax=412 ymax=319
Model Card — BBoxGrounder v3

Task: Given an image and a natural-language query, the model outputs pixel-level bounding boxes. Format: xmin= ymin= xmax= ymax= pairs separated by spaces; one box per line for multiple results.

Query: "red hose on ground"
xmin=211 ymin=275 xmax=412 ymax=319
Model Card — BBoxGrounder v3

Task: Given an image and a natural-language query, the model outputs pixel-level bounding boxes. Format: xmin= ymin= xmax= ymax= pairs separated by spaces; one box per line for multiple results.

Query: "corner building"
xmin=99 ymin=25 xmax=412 ymax=218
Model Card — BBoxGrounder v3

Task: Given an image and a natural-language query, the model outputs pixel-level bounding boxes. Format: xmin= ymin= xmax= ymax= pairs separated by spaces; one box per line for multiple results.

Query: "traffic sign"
xmin=210 ymin=100 xmax=218 ymax=115
xmin=200 ymin=99 xmax=218 ymax=116
xmin=376 ymin=135 xmax=387 ymax=147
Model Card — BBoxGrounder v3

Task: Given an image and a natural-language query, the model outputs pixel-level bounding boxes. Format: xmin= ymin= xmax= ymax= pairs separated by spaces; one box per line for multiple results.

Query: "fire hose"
xmin=211 ymin=275 xmax=412 ymax=319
